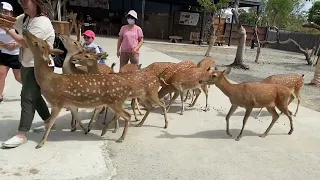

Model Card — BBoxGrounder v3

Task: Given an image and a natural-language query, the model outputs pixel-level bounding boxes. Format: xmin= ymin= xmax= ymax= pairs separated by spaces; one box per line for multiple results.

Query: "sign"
xmin=70 ymin=0 xmax=109 ymax=9
xmin=179 ymin=12 xmax=200 ymax=26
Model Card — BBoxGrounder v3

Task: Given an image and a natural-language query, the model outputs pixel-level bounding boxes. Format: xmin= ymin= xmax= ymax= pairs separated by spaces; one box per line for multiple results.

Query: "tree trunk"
xmin=205 ymin=14 xmax=216 ymax=57
xmin=229 ymin=0 xmax=249 ymax=70
xmin=311 ymin=58 xmax=320 ymax=86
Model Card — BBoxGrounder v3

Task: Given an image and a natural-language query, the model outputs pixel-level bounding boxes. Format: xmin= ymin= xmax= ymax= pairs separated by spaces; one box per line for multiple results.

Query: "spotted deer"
xmin=144 ymin=62 xmax=176 ymax=76
xmin=70 ymin=55 xmax=169 ymax=133
xmin=159 ymin=66 xmax=212 ymax=115
xmin=185 ymin=57 xmax=217 ymax=105
xmin=201 ymin=68 xmax=295 ymax=141
xmin=23 ymin=29 xmax=132 ymax=148
xmin=59 ymin=35 xmax=115 ymax=131
xmin=255 ymin=74 xmax=304 ymax=118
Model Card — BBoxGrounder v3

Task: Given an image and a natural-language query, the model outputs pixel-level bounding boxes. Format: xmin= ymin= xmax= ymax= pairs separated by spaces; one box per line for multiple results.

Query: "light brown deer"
xmin=185 ymin=57 xmax=217 ymax=104
xmin=70 ymin=56 xmax=169 ymax=133
xmin=159 ymin=66 xmax=212 ymax=115
xmin=255 ymin=74 xmax=304 ymax=118
xmin=23 ymin=29 xmax=132 ymax=148
xmin=144 ymin=62 xmax=176 ymax=76
xmin=201 ymin=68 xmax=295 ymax=141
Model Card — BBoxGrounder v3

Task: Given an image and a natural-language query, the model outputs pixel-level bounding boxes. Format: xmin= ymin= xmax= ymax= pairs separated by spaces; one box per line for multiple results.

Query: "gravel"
xmin=145 ymin=42 xmax=320 ymax=112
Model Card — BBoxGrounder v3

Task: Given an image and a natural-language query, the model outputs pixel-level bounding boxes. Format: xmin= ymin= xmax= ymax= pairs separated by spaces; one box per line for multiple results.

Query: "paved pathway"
xmin=0 ymin=37 xmax=319 ymax=180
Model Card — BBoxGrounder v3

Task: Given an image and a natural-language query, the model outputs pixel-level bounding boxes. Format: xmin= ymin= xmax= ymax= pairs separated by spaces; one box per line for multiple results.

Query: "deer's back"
xmin=229 ymin=82 xmax=291 ymax=108
xmin=261 ymin=74 xmax=304 ymax=90
xmin=170 ymin=67 xmax=210 ymax=90
xmin=44 ymin=74 xmax=132 ymax=107
xmin=98 ymin=64 xmax=114 ymax=74
xmin=145 ymin=62 xmax=175 ymax=76
xmin=197 ymin=57 xmax=216 ymax=71
xmin=120 ymin=63 xmax=139 ymax=73
xmin=117 ymin=71 xmax=160 ymax=97
xmin=161 ymin=61 xmax=196 ymax=83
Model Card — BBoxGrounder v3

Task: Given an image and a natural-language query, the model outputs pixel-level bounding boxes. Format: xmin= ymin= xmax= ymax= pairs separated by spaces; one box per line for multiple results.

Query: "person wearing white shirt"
xmin=0 ymin=2 xmax=22 ymax=103
xmin=1 ymin=0 xmax=55 ymax=148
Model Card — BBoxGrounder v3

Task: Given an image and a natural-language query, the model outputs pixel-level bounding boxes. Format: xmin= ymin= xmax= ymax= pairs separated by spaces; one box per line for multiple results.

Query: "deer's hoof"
xmin=235 ymin=137 xmax=241 ymax=141
xmin=259 ymin=134 xmax=266 ymax=138
xmin=35 ymin=144 xmax=43 ymax=149
xmin=135 ymin=124 xmax=142 ymax=127
xmin=288 ymin=130 xmax=293 ymax=135
xmin=116 ymin=138 xmax=124 ymax=143
xmin=112 ymin=130 xmax=117 ymax=133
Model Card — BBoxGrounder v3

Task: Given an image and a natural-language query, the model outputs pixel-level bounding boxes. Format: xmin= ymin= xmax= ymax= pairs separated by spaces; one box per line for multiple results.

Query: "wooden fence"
xmin=265 ymin=30 xmax=319 ymax=53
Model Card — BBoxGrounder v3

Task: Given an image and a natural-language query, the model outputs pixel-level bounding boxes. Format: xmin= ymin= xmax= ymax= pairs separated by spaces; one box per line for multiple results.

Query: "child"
xmin=82 ymin=30 xmax=106 ymax=63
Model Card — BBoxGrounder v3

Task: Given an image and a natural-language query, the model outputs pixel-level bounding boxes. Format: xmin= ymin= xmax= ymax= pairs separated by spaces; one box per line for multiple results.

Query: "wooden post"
xmin=199 ymin=11 xmax=206 ymax=45
xmin=57 ymin=0 xmax=61 ymax=21
xmin=141 ymin=0 xmax=145 ymax=28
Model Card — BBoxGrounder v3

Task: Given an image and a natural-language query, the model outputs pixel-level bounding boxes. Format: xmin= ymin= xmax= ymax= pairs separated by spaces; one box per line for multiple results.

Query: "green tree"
xmin=308 ymin=1 xmax=320 ymax=25
xmin=238 ymin=10 xmax=256 ymax=25
xmin=197 ymin=0 xmax=230 ymax=56
xmin=265 ymin=0 xmax=296 ymax=27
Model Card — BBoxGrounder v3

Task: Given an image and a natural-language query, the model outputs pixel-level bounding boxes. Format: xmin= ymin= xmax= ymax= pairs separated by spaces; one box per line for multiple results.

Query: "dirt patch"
xmin=29 ymin=168 xmax=39 ymax=174
xmin=146 ymin=43 xmax=320 ymax=112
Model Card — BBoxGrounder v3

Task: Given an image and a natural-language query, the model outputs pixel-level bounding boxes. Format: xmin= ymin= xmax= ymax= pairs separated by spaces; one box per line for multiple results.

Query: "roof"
xmin=150 ymin=0 xmax=261 ymax=7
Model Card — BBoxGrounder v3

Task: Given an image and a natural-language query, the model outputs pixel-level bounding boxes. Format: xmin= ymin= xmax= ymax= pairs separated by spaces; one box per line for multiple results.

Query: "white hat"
xmin=126 ymin=10 xmax=138 ymax=19
xmin=1 ymin=2 xmax=13 ymax=11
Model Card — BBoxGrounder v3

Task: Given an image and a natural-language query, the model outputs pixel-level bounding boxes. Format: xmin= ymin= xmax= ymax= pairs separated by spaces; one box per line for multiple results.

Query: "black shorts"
xmin=0 ymin=52 xmax=21 ymax=69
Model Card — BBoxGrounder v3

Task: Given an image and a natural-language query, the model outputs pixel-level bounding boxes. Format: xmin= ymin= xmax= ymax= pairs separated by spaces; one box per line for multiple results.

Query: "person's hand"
xmin=0 ymin=41 xmax=5 ymax=48
xmin=132 ymin=47 xmax=138 ymax=54
xmin=5 ymin=43 xmax=16 ymax=51
xmin=117 ymin=50 xmax=120 ymax=58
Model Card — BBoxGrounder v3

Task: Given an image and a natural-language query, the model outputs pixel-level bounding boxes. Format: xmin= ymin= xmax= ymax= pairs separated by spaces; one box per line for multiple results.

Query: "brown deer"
xmin=144 ymin=62 xmax=176 ymax=76
xmin=70 ymin=55 xmax=169 ymax=133
xmin=255 ymin=74 xmax=304 ymax=118
xmin=185 ymin=57 xmax=217 ymax=104
xmin=201 ymin=68 xmax=295 ymax=141
xmin=23 ymin=29 xmax=132 ymax=148
xmin=159 ymin=66 xmax=212 ymax=115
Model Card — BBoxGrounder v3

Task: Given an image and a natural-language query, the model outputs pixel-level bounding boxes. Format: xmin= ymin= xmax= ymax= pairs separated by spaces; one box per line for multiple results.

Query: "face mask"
xmin=127 ymin=18 xmax=135 ymax=25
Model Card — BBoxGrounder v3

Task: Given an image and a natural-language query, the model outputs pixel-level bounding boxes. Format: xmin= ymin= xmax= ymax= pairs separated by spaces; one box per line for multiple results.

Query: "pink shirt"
xmin=119 ymin=25 xmax=144 ymax=53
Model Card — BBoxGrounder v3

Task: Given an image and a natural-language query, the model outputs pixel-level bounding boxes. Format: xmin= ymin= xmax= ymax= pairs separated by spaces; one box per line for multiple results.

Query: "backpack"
xmin=22 ymin=15 xmax=67 ymax=68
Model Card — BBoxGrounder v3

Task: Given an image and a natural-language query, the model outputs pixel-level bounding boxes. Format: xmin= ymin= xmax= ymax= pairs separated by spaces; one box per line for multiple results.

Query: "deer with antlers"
xmin=70 ymin=54 xmax=169 ymax=133
xmin=23 ymin=29 xmax=133 ymax=148
xmin=255 ymin=74 xmax=304 ymax=118
xmin=201 ymin=68 xmax=295 ymax=141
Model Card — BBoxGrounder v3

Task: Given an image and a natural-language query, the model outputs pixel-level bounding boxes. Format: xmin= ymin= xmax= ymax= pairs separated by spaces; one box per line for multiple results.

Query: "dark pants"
xmin=18 ymin=66 xmax=50 ymax=132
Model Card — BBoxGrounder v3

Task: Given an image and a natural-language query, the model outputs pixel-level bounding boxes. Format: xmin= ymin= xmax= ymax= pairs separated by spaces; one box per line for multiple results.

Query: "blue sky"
xmin=301 ymin=0 xmax=319 ymax=12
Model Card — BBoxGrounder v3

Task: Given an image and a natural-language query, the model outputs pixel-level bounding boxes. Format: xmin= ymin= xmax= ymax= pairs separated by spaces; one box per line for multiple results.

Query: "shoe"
xmin=2 ymin=135 xmax=27 ymax=148
xmin=0 ymin=96 xmax=3 ymax=103
xmin=32 ymin=123 xmax=56 ymax=133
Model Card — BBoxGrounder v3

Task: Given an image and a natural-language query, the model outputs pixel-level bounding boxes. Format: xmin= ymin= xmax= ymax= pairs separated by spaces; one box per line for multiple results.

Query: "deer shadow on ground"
xmin=156 ymin=128 xmax=288 ymax=140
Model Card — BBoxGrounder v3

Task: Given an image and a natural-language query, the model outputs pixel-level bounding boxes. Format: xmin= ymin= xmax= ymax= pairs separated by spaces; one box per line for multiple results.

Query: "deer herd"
xmin=22 ymin=29 xmax=305 ymax=148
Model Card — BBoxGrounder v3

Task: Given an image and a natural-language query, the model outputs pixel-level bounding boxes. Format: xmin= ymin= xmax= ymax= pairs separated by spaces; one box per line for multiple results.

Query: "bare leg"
xmin=0 ymin=65 xmax=9 ymax=98
xmin=260 ymin=107 xmax=280 ymax=137
xmin=226 ymin=105 xmax=238 ymax=137
xmin=36 ymin=106 xmax=62 ymax=149
xmin=12 ymin=69 xmax=22 ymax=84
xmin=235 ymin=108 xmax=253 ymax=141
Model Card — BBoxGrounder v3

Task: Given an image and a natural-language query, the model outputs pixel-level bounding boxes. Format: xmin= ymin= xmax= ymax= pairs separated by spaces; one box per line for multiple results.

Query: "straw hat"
xmin=20 ymin=0 xmax=54 ymax=19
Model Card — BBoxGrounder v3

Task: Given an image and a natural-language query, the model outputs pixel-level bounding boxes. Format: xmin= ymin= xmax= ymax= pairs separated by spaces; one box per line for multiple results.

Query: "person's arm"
xmin=117 ymin=26 xmax=124 ymax=57
xmin=4 ymin=14 xmax=27 ymax=47
xmin=133 ymin=27 xmax=144 ymax=52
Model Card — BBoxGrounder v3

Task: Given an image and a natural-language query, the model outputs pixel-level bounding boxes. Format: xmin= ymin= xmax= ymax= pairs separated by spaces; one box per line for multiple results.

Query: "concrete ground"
xmin=0 ymin=37 xmax=320 ymax=180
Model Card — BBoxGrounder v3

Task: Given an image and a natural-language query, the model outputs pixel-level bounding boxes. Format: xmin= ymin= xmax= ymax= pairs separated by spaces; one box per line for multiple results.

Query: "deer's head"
xmin=22 ymin=29 xmax=64 ymax=63
xmin=201 ymin=67 xmax=231 ymax=85
xmin=58 ymin=34 xmax=83 ymax=53
xmin=70 ymin=52 xmax=107 ymax=67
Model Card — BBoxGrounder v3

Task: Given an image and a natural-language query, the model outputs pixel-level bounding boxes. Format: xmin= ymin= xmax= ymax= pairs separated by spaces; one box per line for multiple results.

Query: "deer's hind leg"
xmin=70 ymin=107 xmax=87 ymax=133
xmin=36 ymin=106 xmax=62 ymax=149
xmin=86 ymin=107 xmax=104 ymax=133
xmin=235 ymin=107 xmax=253 ymax=141
xmin=260 ymin=106 xmax=280 ymax=138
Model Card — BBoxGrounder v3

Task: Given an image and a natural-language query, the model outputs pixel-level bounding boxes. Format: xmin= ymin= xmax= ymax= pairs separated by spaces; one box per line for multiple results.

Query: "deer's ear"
xmin=138 ymin=64 xmax=142 ymax=69
xmin=223 ymin=67 xmax=231 ymax=75
xmin=50 ymin=48 xmax=64 ymax=55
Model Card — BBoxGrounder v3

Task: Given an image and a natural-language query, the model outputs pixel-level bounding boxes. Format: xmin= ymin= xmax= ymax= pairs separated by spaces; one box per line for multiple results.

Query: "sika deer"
xmin=201 ymin=68 xmax=295 ymax=141
xmin=119 ymin=63 xmax=144 ymax=119
xmin=185 ymin=57 xmax=217 ymax=104
xmin=159 ymin=66 xmax=212 ymax=115
xmin=144 ymin=62 xmax=176 ymax=76
xmin=59 ymin=35 xmax=115 ymax=131
xmin=71 ymin=56 xmax=168 ymax=133
xmin=23 ymin=29 xmax=132 ymax=148
xmin=255 ymin=74 xmax=304 ymax=118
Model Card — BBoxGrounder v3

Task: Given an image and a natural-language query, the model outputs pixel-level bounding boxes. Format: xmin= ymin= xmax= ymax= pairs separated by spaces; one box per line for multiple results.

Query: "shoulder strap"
xmin=23 ymin=14 xmax=28 ymax=24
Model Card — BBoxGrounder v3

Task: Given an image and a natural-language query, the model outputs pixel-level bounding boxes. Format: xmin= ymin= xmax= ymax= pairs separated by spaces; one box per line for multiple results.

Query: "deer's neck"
xmin=87 ymin=61 xmax=99 ymax=73
xmin=62 ymin=53 xmax=80 ymax=74
xmin=215 ymin=76 xmax=237 ymax=98
xmin=33 ymin=55 xmax=55 ymax=87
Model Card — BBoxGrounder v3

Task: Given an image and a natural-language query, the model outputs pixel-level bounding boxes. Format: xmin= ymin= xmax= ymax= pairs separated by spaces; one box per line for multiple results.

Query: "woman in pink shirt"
xmin=117 ymin=10 xmax=144 ymax=70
